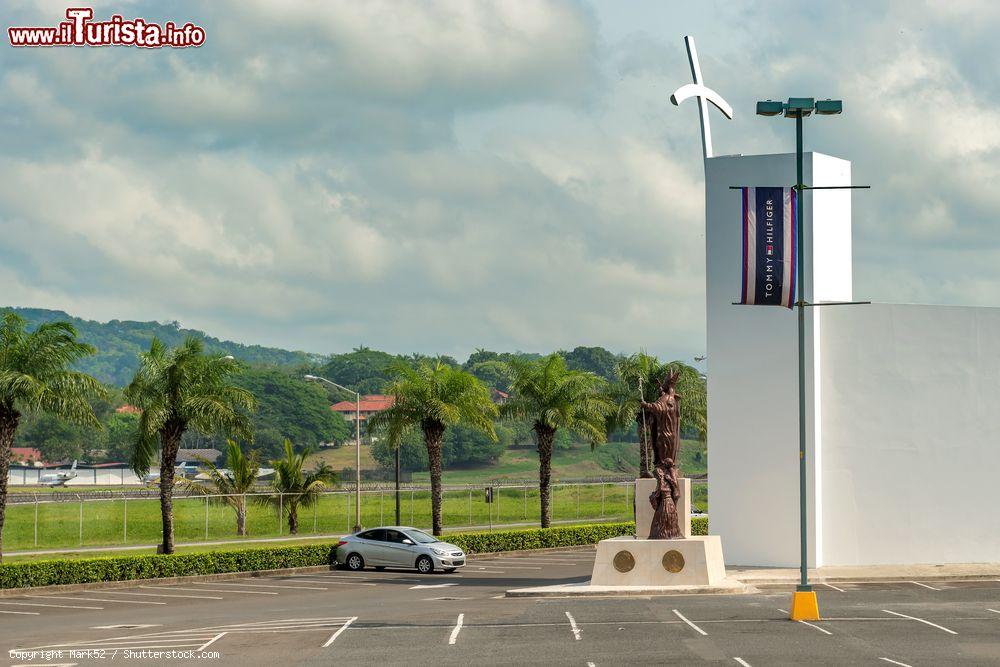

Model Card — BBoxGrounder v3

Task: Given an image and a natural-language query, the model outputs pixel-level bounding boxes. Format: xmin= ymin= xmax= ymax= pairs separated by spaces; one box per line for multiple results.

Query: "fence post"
xmin=601 ymin=483 xmax=605 ymax=518
xmin=379 ymin=490 xmax=383 ymax=526
xmin=468 ymin=488 xmax=472 ymax=526
xmin=576 ymin=484 xmax=580 ymax=519
xmin=313 ymin=495 xmax=318 ymax=533
xmin=410 ymin=489 xmax=414 ymax=525
xmin=523 ymin=485 xmax=527 ymax=519
xmin=346 ymin=491 xmax=350 ymax=532
xmin=34 ymin=500 xmax=38 ymax=547
xmin=278 ymin=493 xmax=283 ymax=535
xmin=496 ymin=486 xmax=501 ymax=524
xmin=123 ymin=497 xmax=128 ymax=544
xmin=79 ymin=498 xmax=84 ymax=546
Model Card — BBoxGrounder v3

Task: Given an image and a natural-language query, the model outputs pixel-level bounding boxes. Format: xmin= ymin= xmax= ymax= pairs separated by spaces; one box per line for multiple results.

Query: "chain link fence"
xmin=3 ymin=481 xmax=639 ymax=553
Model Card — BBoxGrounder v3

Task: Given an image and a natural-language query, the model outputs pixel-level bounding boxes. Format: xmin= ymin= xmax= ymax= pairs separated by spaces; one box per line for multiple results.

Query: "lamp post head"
xmin=814 ymin=99 xmax=843 ymax=115
xmin=757 ymin=98 xmax=843 ymax=119
xmin=756 ymin=100 xmax=784 ymax=116
xmin=784 ymin=97 xmax=815 ymax=118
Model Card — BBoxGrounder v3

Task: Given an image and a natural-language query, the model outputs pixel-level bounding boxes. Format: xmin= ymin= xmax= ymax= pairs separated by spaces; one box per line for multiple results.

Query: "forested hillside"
xmin=6 ymin=307 xmax=703 ymax=476
xmin=4 ymin=307 xmax=317 ymax=386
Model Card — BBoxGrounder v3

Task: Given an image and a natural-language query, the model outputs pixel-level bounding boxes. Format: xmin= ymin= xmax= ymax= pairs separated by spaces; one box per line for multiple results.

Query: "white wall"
xmin=705 ymin=152 xmax=851 ymax=567
xmin=820 ymin=303 xmax=1000 ymax=565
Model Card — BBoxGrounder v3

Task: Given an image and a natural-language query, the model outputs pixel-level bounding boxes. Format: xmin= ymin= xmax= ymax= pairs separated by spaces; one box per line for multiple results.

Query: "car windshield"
xmin=406 ymin=529 xmax=438 ymax=544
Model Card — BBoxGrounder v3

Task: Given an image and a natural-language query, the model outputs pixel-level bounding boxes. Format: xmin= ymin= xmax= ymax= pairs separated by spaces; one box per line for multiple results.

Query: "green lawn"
xmin=2 ymin=482 xmax=640 ymax=554
xmin=405 ymin=439 xmax=707 ymax=485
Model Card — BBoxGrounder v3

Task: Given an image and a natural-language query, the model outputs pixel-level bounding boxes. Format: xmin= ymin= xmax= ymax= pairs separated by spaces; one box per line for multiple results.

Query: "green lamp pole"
xmin=756 ymin=97 xmax=842 ymax=595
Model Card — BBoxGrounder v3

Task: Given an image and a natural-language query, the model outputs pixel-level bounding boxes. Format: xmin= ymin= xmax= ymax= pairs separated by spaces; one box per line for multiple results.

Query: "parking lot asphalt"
xmin=3 ymin=546 xmax=1000 ymax=666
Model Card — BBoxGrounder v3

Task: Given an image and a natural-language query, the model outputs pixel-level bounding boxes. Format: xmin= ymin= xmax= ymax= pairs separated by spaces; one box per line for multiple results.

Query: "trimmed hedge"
xmin=446 ymin=521 xmax=634 ymax=554
xmin=0 ymin=543 xmax=335 ymax=590
xmin=0 ymin=517 xmax=708 ymax=589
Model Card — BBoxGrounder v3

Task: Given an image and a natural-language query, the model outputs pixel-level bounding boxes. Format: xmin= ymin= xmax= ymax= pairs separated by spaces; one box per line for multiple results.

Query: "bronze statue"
xmin=649 ymin=458 xmax=682 ymax=539
xmin=642 ymin=370 xmax=683 ymax=539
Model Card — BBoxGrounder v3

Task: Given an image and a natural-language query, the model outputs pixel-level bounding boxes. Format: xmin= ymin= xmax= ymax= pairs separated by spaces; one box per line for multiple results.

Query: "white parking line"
xmin=0 ymin=609 xmax=40 ymax=615
xmin=878 ymin=658 xmax=913 ymax=667
xmin=908 ymin=581 xmax=940 ymax=591
xmin=148 ymin=586 xmax=277 ymax=595
xmin=468 ymin=565 xmax=543 ymax=570
xmin=821 ymin=583 xmax=846 ymax=593
xmin=104 ymin=591 xmax=224 ymax=600
xmin=734 ymin=659 xmax=752 ymax=667
xmin=224 ymin=581 xmax=329 ymax=591
xmin=988 ymin=608 xmax=1000 ymax=614
xmin=0 ymin=601 xmax=103 ymax=610
xmin=777 ymin=608 xmax=832 ymax=635
xmin=409 ymin=583 xmax=458 ymax=590
xmin=322 ymin=617 xmax=357 ymax=648
xmin=278 ymin=578 xmax=376 ymax=587
xmin=27 ymin=595 xmax=166 ymax=605
xmin=197 ymin=632 xmax=226 ymax=652
xmin=565 ymin=611 xmax=581 ymax=640
xmin=882 ymin=609 xmax=957 ymax=635
xmin=672 ymin=609 xmax=707 ymax=636
xmin=449 ymin=613 xmax=464 ymax=645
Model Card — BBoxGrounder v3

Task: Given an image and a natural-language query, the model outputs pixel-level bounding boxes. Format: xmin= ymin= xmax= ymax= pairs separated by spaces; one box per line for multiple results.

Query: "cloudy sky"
xmin=2 ymin=1 xmax=999 ymax=363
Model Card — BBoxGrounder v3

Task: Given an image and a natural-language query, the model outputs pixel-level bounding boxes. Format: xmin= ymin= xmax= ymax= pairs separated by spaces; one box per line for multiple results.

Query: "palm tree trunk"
xmin=0 ymin=408 xmax=19 ymax=563
xmin=288 ymin=506 xmax=299 ymax=535
xmin=158 ymin=423 xmax=184 ymax=555
xmin=236 ymin=497 xmax=247 ymax=537
xmin=423 ymin=421 xmax=445 ymax=536
xmin=535 ymin=423 xmax=555 ymax=528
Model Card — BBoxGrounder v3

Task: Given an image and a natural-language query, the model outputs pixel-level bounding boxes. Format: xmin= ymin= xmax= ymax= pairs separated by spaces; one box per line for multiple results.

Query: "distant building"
xmin=491 ymin=388 xmax=509 ymax=405
xmin=330 ymin=395 xmax=395 ymax=423
xmin=115 ymin=404 xmax=142 ymax=415
xmin=176 ymin=448 xmax=222 ymax=465
xmin=11 ymin=447 xmax=44 ymax=466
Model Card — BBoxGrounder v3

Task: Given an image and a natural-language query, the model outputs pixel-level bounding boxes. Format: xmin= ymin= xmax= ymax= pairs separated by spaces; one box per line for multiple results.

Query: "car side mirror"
xmin=402 ymin=538 xmax=414 ymax=545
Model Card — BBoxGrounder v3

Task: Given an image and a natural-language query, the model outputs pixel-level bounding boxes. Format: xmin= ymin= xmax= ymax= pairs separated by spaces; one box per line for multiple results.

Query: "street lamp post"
xmin=755 ymin=97 xmax=842 ymax=622
xmin=305 ymin=374 xmax=362 ymax=532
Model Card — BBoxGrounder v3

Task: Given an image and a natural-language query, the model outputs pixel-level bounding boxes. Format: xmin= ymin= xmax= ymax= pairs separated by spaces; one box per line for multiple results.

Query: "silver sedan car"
xmin=335 ymin=526 xmax=466 ymax=574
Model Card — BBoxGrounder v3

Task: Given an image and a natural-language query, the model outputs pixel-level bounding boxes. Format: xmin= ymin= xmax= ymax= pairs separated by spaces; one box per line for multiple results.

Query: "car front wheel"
xmin=416 ymin=555 xmax=434 ymax=574
xmin=345 ymin=553 xmax=365 ymax=571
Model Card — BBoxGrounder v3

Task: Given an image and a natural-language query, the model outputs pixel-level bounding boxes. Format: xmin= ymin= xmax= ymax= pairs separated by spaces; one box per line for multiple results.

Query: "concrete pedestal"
xmin=635 ymin=477 xmax=691 ymax=539
xmin=591 ymin=535 xmax=727 ymax=587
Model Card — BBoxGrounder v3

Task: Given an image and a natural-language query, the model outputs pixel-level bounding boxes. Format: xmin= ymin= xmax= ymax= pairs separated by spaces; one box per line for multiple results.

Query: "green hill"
xmin=3 ymin=307 xmax=318 ymax=386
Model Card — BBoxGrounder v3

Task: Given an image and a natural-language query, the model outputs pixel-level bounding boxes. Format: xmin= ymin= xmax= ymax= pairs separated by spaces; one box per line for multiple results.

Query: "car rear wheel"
xmin=345 ymin=553 xmax=365 ymax=571
xmin=416 ymin=555 xmax=434 ymax=574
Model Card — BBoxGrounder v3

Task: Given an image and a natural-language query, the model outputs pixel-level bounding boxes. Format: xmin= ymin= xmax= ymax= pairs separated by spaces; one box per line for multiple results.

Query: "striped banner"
xmin=739 ymin=186 xmax=796 ymax=308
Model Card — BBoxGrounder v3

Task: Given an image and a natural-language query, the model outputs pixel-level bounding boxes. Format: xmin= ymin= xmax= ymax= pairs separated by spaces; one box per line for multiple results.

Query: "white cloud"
xmin=0 ymin=0 xmax=998 ymax=362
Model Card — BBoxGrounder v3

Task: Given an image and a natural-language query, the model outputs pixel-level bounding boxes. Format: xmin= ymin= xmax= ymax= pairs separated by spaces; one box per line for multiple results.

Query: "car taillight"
xmin=336 ymin=540 xmax=348 ymax=547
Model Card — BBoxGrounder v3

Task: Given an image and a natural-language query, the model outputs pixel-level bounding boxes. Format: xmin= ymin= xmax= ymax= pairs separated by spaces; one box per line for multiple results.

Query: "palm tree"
xmin=606 ymin=353 xmax=674 ymax=478
xmin=500 ymin=354 xmax=613 ymax=528
xmin=367 ymin=362 xmax=497 ymax=535
xmin=180 ymin=440 xmax=260 ymax=536
xmin=126 ymin=337 xmax=255 ymax=554
xmin=269 ymin=440 xmax=337 ymax=534
xmin=0 ymin=313 xmax=105 ymax=562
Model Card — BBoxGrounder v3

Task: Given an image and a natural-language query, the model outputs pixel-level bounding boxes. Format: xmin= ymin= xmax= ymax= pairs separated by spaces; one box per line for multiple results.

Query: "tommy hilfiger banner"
xmin=739 ymin=186 xmax=797 ymax=308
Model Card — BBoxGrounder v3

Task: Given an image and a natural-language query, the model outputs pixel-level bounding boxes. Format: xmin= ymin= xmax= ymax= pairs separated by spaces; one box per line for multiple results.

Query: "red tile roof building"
xmin=115 ymin=404 xmax=142 ymax=414
xmin=11 ymin=447 xmax=44 ymax=466
xmin=329 ymin=395 xmax=395 ymax=422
